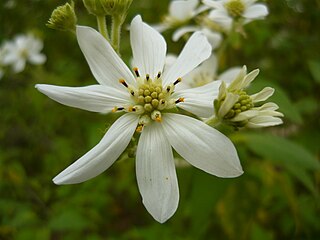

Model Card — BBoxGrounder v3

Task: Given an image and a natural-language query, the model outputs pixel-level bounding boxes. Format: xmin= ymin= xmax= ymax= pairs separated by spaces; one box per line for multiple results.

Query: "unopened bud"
xmin=47 ymin=1 xmax=77 ymax=32
xmin=83 ymin=0 xmax=107 ymax=16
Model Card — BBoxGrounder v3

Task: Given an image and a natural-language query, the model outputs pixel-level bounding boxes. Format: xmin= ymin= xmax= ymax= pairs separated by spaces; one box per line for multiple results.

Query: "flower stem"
xmin=111 ymin=16 xmax=123 ymax=55
xmin=96 ymin=15 xmax=110 ymax=41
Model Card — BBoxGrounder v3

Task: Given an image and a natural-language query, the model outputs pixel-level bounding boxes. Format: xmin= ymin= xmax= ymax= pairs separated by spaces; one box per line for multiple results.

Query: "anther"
xmin=133 ymin=67 xmax=140 ymax=77
xmin=112 ymin=107 xmax=124 ymax=112
xmin=166 ymin=86 xmax=171 ymax=92
xmin=157 ymin=71 xmax=161 ymax=78
xmin=151 ymin=110 xmax=162 ymax=122
xmin=175 ymin=97 xmax=185 ymax=104
xmin=174 ymin=77 xmax=182 ymax=85
xmin=119 ymin=79 xmax=128 ymax=88
xmin=146 ymin=74 xmax=150 ymax=81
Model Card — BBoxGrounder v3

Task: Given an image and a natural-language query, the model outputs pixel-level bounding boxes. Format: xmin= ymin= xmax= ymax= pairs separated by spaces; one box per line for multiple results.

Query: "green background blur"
xmin=0 ymin=0 xmax=319 ymax=239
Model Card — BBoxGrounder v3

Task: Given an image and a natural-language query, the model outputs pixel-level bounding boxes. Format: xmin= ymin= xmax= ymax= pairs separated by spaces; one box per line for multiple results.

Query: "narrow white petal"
xmin=163 ymin=31 xmax=212 ymax=85
xmin=130 ymin=15 xmax=167 ymax=79
xmin=162 ymin=113 xmax=243 ymax=177
xmin=201 ymin=28 xmax=222 ymax=49
xmin=241 ymin=69 xmax=259 ymax=88
xmin=250 ymin=87 xmax=274 ymax=102
xmin=243 ymin=4 xmax=268 ymax=19
xmin=227 ymin=65 xmax=247 ymax=91
xmin=136 ymin=123 xmax=179 ymax=223
xmin=256 ymin=102 xmax=279 ymax=111
xmin=35 ymin=84 xmax=131 ymax=113
xmin=76 ymin=26 xmax=135 ymax=89
xmin=172 ymin=26 xmax=200 ymax=42
xmin=173 ymin=81 xmax=221 ymax=118
xmin=218 ymin=92 xmax=239 ymax=118
xmin=53 ymin=113 xmax=139 ymax=184
xmin=232 ymin=109 xmax=259 ymax=121
xmin=208 ymin=9 xmax=233 ymax=30
xmin=169 ymin=0 xmax=199 ymax=20
xmin=247 ymin=116 xmax=283 ymax=128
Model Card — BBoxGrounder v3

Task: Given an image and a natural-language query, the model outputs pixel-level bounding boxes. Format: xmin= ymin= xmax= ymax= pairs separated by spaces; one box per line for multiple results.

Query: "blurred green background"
xmin=0 ymin=0 xmax=319 ymax=239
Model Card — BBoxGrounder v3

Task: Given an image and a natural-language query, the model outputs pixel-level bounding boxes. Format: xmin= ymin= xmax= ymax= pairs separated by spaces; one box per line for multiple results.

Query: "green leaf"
xmin=242 ymin=133 xmax=319 ymax=194
xmin=308 ymin=60 xmax=320 ymax=83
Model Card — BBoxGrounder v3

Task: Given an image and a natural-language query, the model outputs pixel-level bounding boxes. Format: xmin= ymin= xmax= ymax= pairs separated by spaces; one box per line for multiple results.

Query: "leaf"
xmin=308 ymin=60 xmax=320 ymax=83
xmin=242 ymin=133 xmax=319 ymax=194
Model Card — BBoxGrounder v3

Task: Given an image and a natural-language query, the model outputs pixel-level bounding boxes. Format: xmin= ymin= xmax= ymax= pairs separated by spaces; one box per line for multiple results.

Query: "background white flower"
xmin=36 ymin=15 xmax=243 ymax=223
xmin=203 ymin=0 xmax=269 ymax=31
xmin=2 ymin=34 xmax=46 ymax=73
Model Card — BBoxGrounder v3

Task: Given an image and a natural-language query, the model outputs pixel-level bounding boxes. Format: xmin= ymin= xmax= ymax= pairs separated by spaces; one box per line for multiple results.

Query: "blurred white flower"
xmin=203 ymin=0 xmax=268 ymax=31
xmin=210 ymin=66 xmax=283 ymax=129
xmin=36 ymin=15 xmax=242 ymax=223
xmin=172 ymin=26 xmax=222 ymax=48
xmin=2 ymin=34 xmax=46 ymax=73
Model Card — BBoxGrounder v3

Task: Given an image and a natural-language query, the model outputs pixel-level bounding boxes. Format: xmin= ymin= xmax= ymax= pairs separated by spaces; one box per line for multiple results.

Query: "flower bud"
xmin=47 ymin=1 xmax=77 ymax=32
xmin=100 ymin=0 xmax=133 ymax=20
xmin=83 ymin=0 xmax=107 ymax=16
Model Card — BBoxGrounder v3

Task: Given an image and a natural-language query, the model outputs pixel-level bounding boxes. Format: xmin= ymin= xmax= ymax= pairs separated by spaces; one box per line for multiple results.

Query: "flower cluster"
xmin=0 ymin=34 xmax=46 ymax=79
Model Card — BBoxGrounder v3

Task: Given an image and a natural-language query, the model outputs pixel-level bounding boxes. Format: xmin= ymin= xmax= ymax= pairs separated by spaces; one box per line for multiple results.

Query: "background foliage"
xmin=0 ymin=0 xmax=319 ymax=239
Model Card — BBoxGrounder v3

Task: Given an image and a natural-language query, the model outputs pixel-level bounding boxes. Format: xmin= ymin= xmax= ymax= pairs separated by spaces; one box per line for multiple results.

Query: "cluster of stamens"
xmin=113 ymin=68 xmax=184 ymax=132
xmin=224 ymin=0 xmax=245 ymax=18
xmin=224 ymin=90 xmax=253 ymax=119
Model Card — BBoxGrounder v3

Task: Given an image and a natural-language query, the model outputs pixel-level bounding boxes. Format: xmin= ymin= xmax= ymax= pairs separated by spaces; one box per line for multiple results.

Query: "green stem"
xmin=205 ymin=116 xmax=221 ymax=128
xmin=96 ymin=15 xmax=110 ymax=41
xmin=111 ymin=16 xmax=123 ymax=55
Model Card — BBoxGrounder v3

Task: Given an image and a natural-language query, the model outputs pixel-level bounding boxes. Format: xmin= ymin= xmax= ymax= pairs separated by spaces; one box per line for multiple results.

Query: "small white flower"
xmin=36 ymin=15 xmax=243 ymax=223
xmin=2 ymin=34 xmax=46 ymax=73
xmin=203 ymin=0 xmax=268 ymax=31
xmin=210 ymin=66 xmax=284 ymax=129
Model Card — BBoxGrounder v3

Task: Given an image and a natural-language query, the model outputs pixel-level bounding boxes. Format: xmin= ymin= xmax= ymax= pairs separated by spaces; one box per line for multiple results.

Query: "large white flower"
xmin=2 ymin=34 xmax=46 ymax=73
xmin=36 ymin=15 xmax=243 ymax=223
xmin=203 ymin=0 xmax=268 ymax=31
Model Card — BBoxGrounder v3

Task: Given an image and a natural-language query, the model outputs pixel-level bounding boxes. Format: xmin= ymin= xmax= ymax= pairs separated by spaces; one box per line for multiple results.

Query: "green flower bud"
xmin=100 ymin=0 xmax=133 ymax=19
xmin=47 ymin=1 xmax=77 ymax=32
xmin=83 ymin=0 xmax=107 ymax=16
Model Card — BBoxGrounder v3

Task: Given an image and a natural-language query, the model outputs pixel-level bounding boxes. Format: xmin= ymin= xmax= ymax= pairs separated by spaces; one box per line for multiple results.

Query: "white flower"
xmin=172 ymin=26 xmax=222 ymax=48
xmin=2 ymin=34 xmax=46 ymax=73
xmin=166 ymin=54 xmax=242 ymax=89
xmin=36 ymin=15 xmax=243 ymax=223
xmin=154 ymin=0 xmax=210 ymax=41
xmin=210 ymin=66 xmax=284 ymax=128
xmin=203 ymin=0 xmax=268 ymax=31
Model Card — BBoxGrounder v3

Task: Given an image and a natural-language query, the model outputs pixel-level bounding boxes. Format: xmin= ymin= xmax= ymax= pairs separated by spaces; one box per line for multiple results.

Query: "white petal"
xmin=35 ymin=84 xmax=131 ymax=113
xmin=202 ymin=0 xmax=224 ymax=10
xmin=76 ymin=26 xmax=135 ymax=89
xmin=162 ymin=113 xmax=243 ymax=177
xmin=53 ymin=113 xmax=139 ymax=184
xmin=208 ymin=9 xmax=233 ymax=30
xmin=218 ymin=92 xmax=239 ymax=118
xmin=173 ymin=80 xmax=221 ymax=118
xmin=218 ymin=67 xmax=242 ymax=84
xmin=243 ymin=4 xmax=268 ymax=19
xmin=130 ymin=15 xmax=167 ymax=79
xmin=232 ymin=109 xmax=259 ymax=121
xmin=163 ymin=31 xmax=212 ymax=85
xmin=172 ymin=26 xmax=200 ymax=42
xmin=241 ymin=69 xmax=259 ymax=88
xmin=169 ymin=0 xmax=199 ymax=20
xmin=28 ymin=53 xmax=46 ymax=65
xmin=247 ymin=116 xmax=283 ymax=128
xmin=250 ymin=87 xmax=274 ymax=102
xmin=136 ymin=122 xmax=179 ymax=223
xmin=256 ymin=102 xmax=279 ymax=111
xmin=201 ymin=28 xmax=222 ymax=49
xmin=12 ymin=59 xmax=26 ymax=73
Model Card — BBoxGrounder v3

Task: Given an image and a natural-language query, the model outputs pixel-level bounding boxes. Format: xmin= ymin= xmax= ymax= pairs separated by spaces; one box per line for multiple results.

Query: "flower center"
xmin=224 ymin=90 xmax=253 ymax=119
xmin=113 ymin=68 xmax=184 ymax=132
xmin=224 ymin=0 xmax=245 ymax=18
